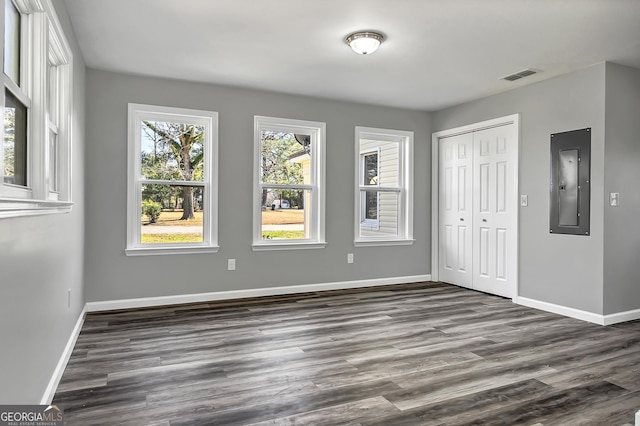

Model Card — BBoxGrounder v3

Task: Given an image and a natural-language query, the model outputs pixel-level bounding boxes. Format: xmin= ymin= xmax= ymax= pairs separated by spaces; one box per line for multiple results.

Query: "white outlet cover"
xmin=610 ymin=192 xmax=620 ymax=207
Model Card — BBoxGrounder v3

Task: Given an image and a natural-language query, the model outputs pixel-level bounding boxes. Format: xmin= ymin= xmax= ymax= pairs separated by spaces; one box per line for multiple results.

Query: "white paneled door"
xmin=438 ymin=121 xmax=517 ymax=298
xmin=439 ymin=132 xmax=473 ymax=289
xmin=472 ymin=125 xmax=517 ymax=297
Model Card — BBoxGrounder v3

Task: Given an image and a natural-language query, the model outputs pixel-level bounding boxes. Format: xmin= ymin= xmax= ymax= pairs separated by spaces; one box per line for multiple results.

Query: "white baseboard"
xmin=86 ymin=275 xmax=432 ymax=312
xmin=517 ymin=296 xmax=640 ymax=326
xmin=603 ymin=307 xmax=640 ymax=326
xmin=516 ymin=296 xmax=605 ymax=325
xmin=41 ymin=306 xmax=87 ymax=404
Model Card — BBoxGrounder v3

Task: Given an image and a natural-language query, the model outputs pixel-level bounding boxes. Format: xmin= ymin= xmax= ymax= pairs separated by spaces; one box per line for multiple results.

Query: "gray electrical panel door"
xmin=550 ymin=128 xmax=590 ymax=235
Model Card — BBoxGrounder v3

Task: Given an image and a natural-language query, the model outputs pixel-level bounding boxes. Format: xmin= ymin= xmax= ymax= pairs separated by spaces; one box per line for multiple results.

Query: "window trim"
xmin=0 ymin=0 xmax=73 ymax=218
xmin=354 ymin=126 xmax=414 ymax=247
xmin=125 ymin=103 xmax=219 ymax=256
xmin=46 ymin=14 xmax=70 ymax=200
xmin=252 ymin=115 xmax=326 ymax=251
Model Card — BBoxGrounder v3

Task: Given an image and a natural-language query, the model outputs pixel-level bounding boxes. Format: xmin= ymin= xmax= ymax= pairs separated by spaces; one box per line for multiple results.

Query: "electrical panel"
xmin=550 ymin=128 xmax=591 ymax=235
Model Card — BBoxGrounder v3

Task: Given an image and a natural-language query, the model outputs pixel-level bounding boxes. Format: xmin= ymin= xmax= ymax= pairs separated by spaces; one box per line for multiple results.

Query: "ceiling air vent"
xmin=502 ymin=68 xmax=538 ymax=82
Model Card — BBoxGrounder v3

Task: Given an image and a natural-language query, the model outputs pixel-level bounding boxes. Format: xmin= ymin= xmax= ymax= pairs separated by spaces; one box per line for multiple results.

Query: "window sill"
xmin=0 ymin=198 xmax=73 ymax=219
xmin=354 ymin=238 xmax=415 ymax=247
xmin=125 ymin=245 xmax=220 ymax=256
xmin=252 ymin=241 xmax=327 ymax=251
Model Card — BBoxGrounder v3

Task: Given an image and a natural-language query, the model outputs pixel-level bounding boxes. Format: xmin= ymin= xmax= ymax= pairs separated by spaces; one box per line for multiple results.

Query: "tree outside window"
xmin=127 ymin=104 xmax=218 ymax=255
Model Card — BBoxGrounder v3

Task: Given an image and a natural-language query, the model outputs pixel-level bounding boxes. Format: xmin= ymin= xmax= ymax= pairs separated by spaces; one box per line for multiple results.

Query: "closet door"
xmin=472 ymin=125 xmax=518 ymax=298
xmin=439 ymin=133 xmax=473 ymax=289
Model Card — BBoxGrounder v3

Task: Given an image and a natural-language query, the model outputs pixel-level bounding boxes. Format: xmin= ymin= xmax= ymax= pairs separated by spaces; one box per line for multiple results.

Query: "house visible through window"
xmin=126 ymin=104 xmax=219 ymax=255
xmin=355 ymin=127 xmax=414 ymax=246
xmin=253 ymin=116 xmax=326 ymax=250
xmin=361 ymin=150 xmax=379 ymax=229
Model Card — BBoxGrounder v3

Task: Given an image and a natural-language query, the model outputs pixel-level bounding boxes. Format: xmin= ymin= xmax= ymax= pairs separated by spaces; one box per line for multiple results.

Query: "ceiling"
xmin=63 ymin=0 xmax=640 ymax=111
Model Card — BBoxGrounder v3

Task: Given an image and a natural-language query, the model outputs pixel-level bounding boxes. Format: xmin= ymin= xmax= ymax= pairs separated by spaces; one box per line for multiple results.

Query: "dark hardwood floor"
xmin=53 ymin=282 xmax=640 ymax=425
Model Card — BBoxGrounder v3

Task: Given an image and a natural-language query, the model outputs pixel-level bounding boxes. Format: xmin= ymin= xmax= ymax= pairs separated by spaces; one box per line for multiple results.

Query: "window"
xmin=46 ymin=12 xmax=72 ymax=201
xmin=3 ymin=0 xmax=29 ymax=191
xmin=0 ymin=0 xmax=73 ymax=218
xmin=253 ymin=116 xmax=326 ymax=250
xmin=355 ymin=126 xmax=414 ymax=246
xmin=127 ymin=104 xmax=219 ymax=256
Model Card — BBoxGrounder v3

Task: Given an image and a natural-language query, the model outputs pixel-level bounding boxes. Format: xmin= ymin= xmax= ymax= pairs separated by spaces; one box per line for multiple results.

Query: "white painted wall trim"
xmin=635 ymin=409 xmax=640 ymax=426
xmin=431 ymin=133 xmax=440 ymax=282
xmin=41 ymin=306 xmax=87 ymax=404
xmin=603 ymin=307 xmax=640 ymax=326
xmin=518 ymin=296 xmax=640 ymax=326
xmin=86 ymin=275 xmax=431 ymax=312
xmin=516 ymin=296 xmax=605 ymax=325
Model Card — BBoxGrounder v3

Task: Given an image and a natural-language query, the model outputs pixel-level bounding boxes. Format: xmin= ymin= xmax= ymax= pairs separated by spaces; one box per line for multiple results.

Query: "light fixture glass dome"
xmin=345 ymin=31 xmax=384 ymax=55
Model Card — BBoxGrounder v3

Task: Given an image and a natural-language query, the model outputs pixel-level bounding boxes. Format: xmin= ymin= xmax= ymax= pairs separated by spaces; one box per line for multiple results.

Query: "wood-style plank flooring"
xmin=53 ymin=282 xmax=640 ymax=425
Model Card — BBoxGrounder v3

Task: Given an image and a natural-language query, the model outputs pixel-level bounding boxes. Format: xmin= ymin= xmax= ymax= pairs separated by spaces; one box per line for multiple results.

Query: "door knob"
xmin=460 ymin=218 xmax=464 ymax=221
xmin=482 ymin=219 xmax=487 ymax=222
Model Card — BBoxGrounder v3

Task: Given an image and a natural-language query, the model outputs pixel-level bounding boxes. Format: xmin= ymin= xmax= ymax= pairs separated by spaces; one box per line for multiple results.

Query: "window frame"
xmin=2 ymin=0 xmax=33 ymax=200
xmin=126 ymin=103 xmax=219 ymax=256
xmin=0 ymin=0 xmax=73 ymax=218
xmin=45 ymin=9 xmax=71 ymax=202
xmin=354 ymin=126 xmax=414 ymax=246
xmin=252 ymin=115 xmax=326 ymax=251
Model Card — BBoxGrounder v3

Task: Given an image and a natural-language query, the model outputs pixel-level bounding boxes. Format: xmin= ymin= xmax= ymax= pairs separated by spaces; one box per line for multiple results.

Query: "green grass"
xmin=141 ymin=233 xmax=203 ymax=244
xmin=262 ymin=230 xmax=305 ymax=240
xmin=142 ymin=210 xmax=203 ymax=227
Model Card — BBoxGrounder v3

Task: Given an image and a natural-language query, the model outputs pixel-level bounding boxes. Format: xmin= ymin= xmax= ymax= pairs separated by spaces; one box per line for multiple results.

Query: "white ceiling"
xmin=63 ymin=0 xmax=640 ymax=111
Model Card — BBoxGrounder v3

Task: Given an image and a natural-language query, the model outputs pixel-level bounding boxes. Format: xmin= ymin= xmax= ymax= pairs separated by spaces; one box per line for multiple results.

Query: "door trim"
xmin=431 ymin=114 xmax=520 ymax=299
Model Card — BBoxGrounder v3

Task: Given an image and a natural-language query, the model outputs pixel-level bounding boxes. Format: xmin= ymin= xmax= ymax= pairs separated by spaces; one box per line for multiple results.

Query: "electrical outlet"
xmin=228 ymin=259 xmax=236 ymax=271
xmin=610 ymin=192 xmax=619 ymax=207
xmin=520 ymin=195 xmax=528 ymax=207
xmin=347 ymin=253 xmax=354 ymax=264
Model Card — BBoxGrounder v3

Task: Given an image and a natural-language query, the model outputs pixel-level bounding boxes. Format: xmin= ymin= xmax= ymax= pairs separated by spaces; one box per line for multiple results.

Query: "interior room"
xmin=2 ymin=0 xmax=640 ymax=424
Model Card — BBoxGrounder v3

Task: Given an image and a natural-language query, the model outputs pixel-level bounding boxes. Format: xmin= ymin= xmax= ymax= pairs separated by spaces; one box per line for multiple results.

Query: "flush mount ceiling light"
xmin=345 ymin=31 xmax=385 ymax=55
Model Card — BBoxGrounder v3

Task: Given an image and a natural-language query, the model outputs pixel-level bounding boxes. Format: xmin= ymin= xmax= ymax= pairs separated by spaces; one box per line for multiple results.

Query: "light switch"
xmin=610 ymin=192 xmax=619 ymax=207
xmin=520 ymin=195 xmax=528 ymax=207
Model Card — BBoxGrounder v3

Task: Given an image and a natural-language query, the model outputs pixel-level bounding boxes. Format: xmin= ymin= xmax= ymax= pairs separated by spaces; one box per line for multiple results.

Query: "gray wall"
xmin=84 ymin=70 xmax=431 ymax=302
xmin=433 ymin=64 xmax=606 ymax=315
xmin=0 ymin=0 xmax=85 ymax=403
xmin=603 ymin=63 xmax=640 ymax=315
